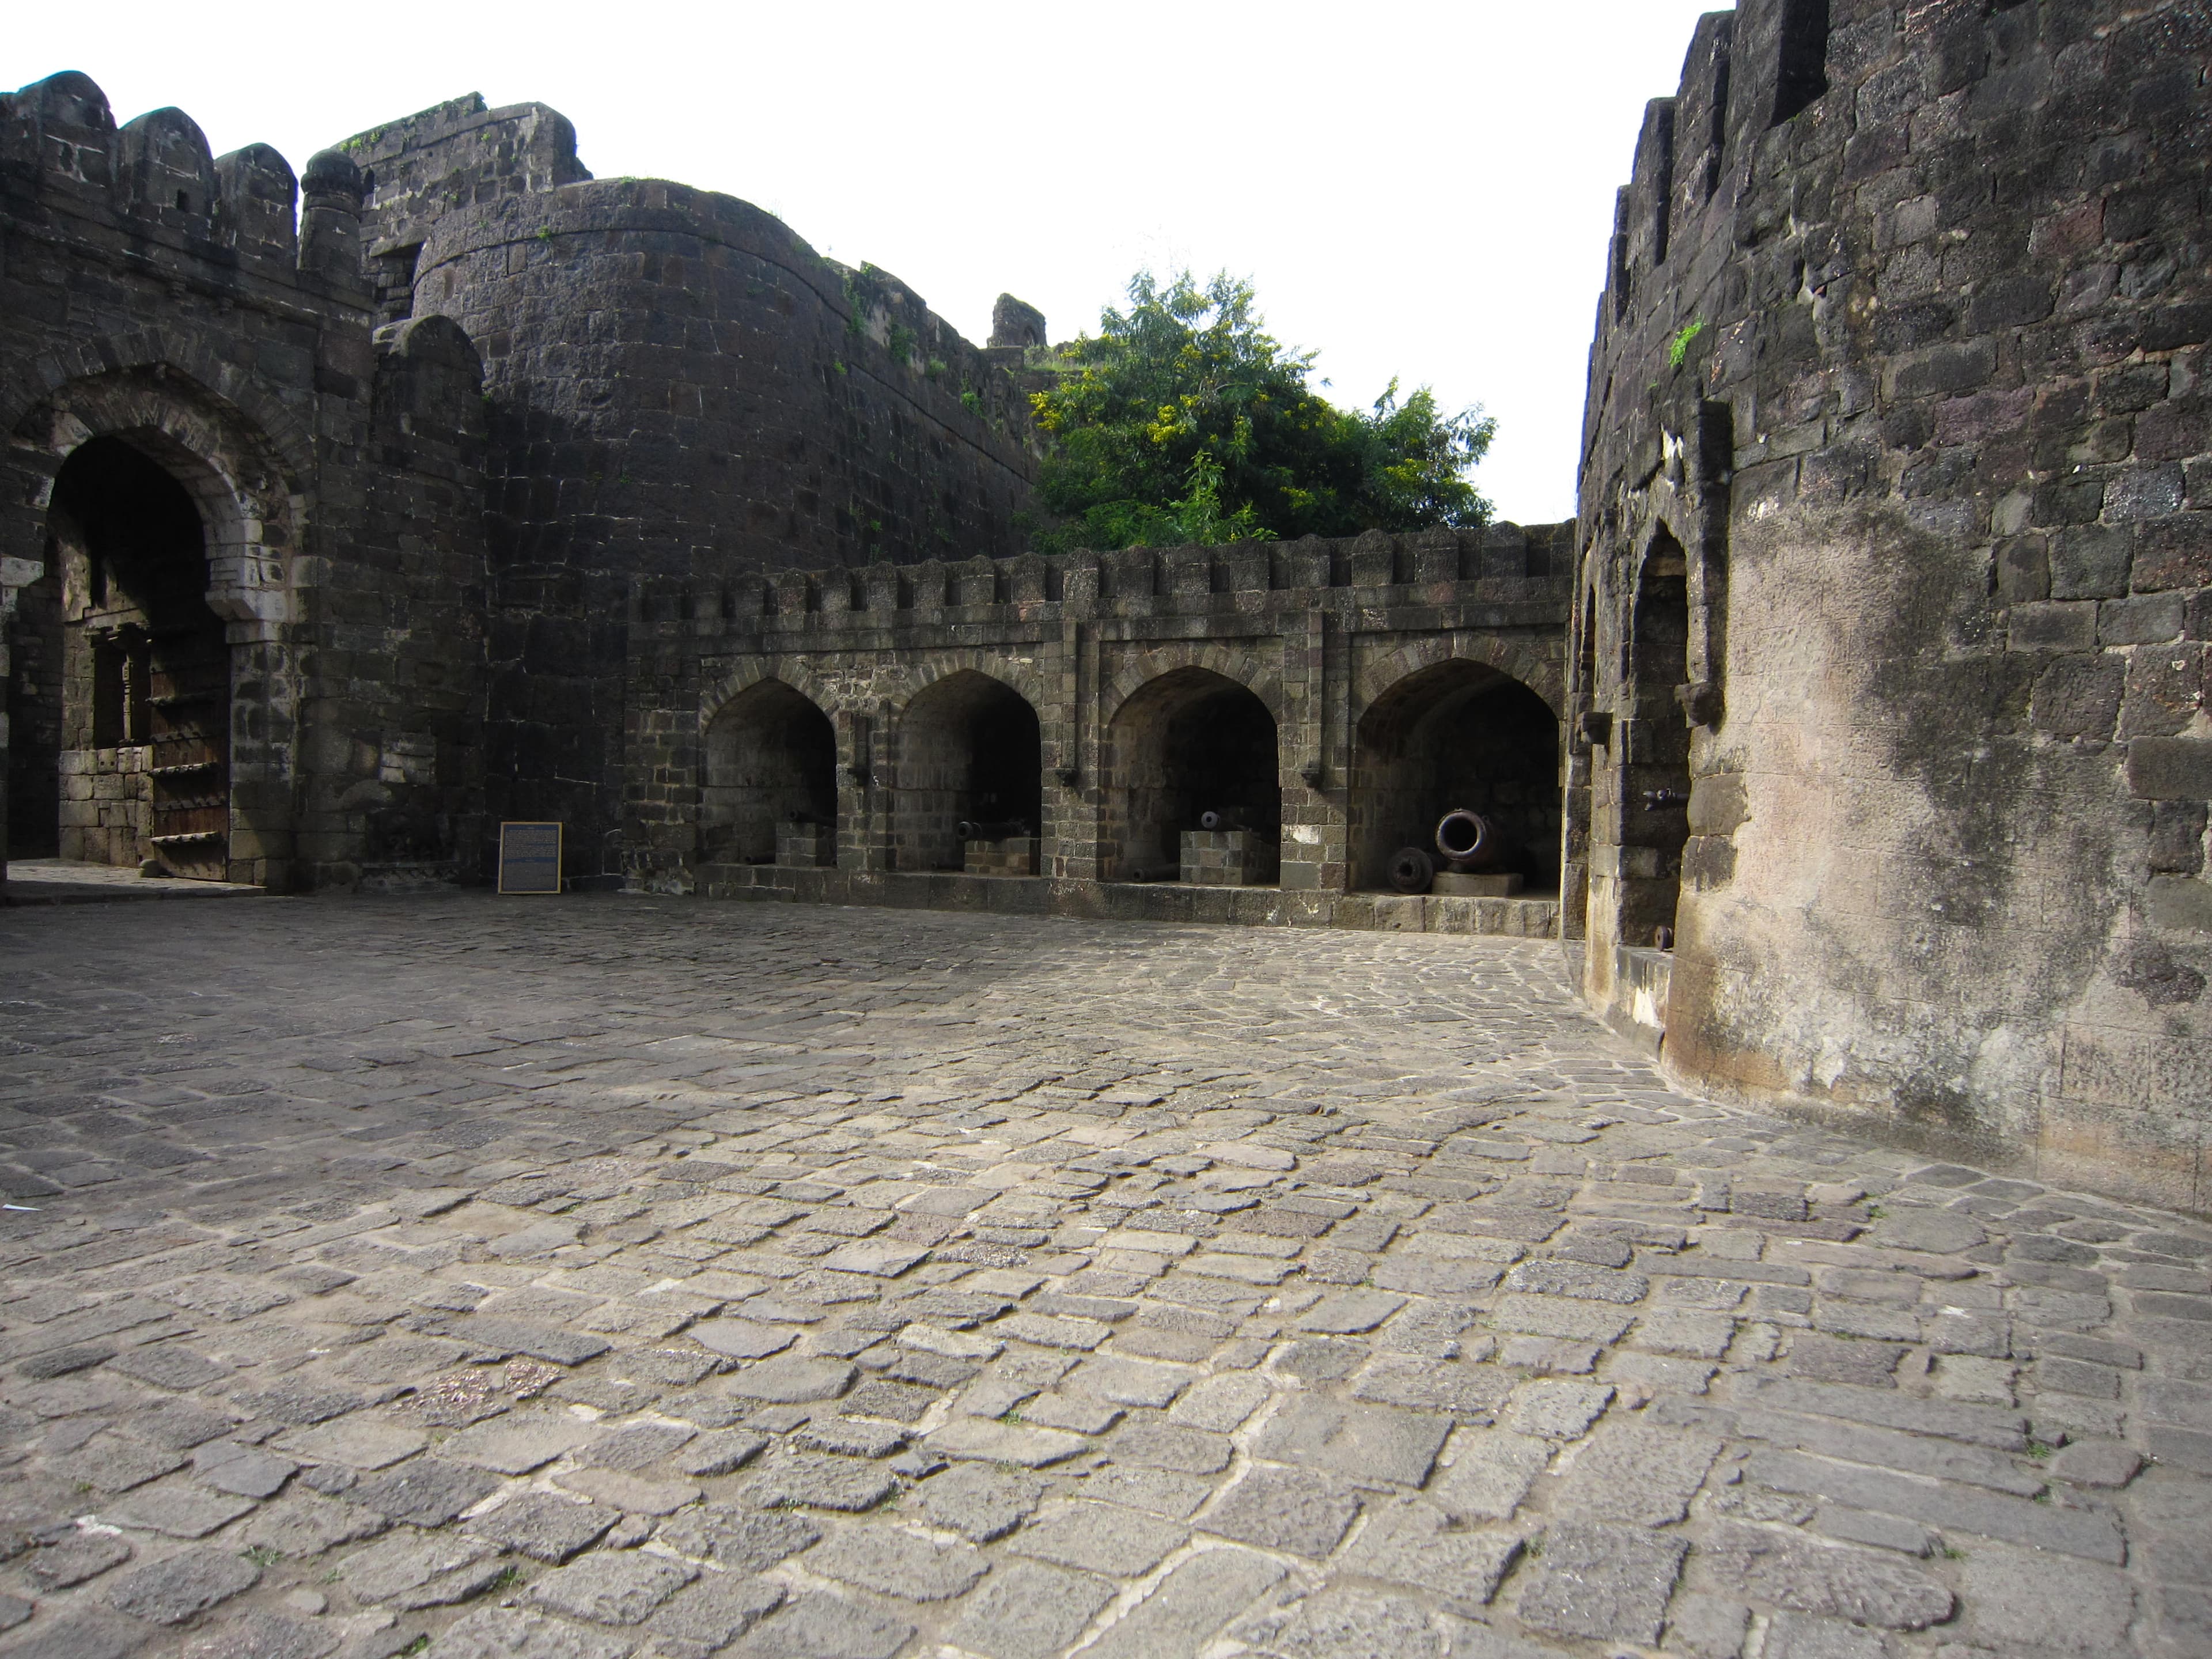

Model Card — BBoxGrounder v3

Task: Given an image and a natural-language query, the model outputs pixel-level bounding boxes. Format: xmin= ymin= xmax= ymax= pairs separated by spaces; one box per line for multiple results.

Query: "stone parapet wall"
xmin=1573 ymin=0 xmax=2212 ymax=1209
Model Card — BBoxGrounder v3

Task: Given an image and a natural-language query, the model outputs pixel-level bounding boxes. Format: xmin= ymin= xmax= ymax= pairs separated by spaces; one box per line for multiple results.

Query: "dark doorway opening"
xmin=1353 ymin=661 xmax=1561 ymax=892
xmin=896 ymin=671 xmax=1041 ymax=871
xmin=1108 ymin=667 xmax=1280 ymax=880
xmin=48 ymin=437 xmax=230 ymax=879
xmin=702 ymin=679 xmax=837 ymax=863
xmin=1625 ymin=532 xmax=1694 ymax=948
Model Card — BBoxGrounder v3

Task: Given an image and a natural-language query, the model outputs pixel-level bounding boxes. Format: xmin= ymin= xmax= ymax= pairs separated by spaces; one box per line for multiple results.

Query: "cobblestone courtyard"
xmin=0 ymin=893 xmax=2204 ymax=1659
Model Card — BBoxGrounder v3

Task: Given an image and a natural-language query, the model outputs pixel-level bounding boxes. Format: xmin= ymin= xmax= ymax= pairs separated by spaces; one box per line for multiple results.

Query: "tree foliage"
xmin=1027 ymin=270 xmax=1494 ymax=551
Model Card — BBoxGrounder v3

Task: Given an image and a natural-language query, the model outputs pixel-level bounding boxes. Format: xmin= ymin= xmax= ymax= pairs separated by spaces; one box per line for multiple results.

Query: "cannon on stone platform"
xmin=957 ymin=819 xmax=1029 ymax=842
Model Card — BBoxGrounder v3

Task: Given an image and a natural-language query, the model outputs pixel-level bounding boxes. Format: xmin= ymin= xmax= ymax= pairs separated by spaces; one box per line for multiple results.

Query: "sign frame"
xmin=497 ymin=821 xmax=565 ymax=895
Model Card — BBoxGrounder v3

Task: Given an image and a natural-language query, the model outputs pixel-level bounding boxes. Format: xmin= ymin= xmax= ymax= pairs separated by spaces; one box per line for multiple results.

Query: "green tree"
xmin=1027 ymin=270 xmax=1494 ymax=551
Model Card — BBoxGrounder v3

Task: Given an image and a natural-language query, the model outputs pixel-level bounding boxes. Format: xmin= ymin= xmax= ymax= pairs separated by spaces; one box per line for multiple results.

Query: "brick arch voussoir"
xmin=700 ymin=659 xmax=840 ymax=732
xmin=1355 ymin=635 xmax=1565 ymax=725
xmin=1105 ymin=641 xmax=1283 ymax=728
xmin=887 ymin=652 xmax=1050 ymax=721
xmin=5 ymin=334 xmax=316 ymax=493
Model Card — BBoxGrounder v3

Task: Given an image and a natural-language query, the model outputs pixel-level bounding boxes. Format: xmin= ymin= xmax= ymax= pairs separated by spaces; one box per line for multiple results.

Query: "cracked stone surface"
xmin=0 ymin=894 xmax=2205 ymax=1657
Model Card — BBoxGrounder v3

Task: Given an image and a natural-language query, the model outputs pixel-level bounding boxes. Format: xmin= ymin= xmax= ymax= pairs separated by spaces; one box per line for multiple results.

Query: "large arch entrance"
xmin=43 ymin=437 xmax=232 ymax=880
xmin=1105 ymin=666 xmax=1280 ymax=881
xmin=1622 ymin=531 xmax=1694 ymax=948
xmin=1351 ymin=660 xmax=1560 ymax=893
xmin=702 ymin=678 xmax=836 ymax=864
xmin=893 ymin=671 xmax=1041 ymax=872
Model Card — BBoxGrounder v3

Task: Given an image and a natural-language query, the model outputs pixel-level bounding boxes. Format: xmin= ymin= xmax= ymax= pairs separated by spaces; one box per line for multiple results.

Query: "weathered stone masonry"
xmin=620 ymin=524 xmax=1571 ymax=935
xmin=1572 ymin=0 xmax=2212 ymax=1209
xmin=0 ymin=73 xmax=490 ymax=891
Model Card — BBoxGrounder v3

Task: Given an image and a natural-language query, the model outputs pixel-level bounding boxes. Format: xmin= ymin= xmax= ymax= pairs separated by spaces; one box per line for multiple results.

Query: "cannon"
xmin=957 ymin=819 xmax=1029 ymax=842
xmin=1434 ymin=807 xmax=1501 ymax=872
xmin=1198 ymin=808 xmax=1243 ymax=832
xmin=1388 ymin=847 xmax=1435 ymax=895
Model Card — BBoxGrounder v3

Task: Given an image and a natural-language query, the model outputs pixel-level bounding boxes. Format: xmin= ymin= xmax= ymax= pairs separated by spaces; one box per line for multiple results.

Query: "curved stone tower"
xmin=340 ymin=96 xmax=1042 ymax=865
xmin=1572 ymin=0 xmax=2212 ymax=1208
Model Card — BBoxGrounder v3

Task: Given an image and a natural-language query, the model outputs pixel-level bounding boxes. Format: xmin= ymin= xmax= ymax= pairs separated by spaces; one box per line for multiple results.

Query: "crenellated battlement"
xmin=0 ymin=71 xmax=368 ymax=291
xmin=625 ymin=522 xmax=1572 ymax=637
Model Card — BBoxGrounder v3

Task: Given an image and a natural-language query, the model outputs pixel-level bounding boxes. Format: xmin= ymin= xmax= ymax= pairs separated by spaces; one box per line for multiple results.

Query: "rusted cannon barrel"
xmin=1198 ymin=809 xmax=1244 ymax=832
xmin=1435 ymin=807 xmax=1496 ymax=870
xmin=958 ymin=819 xmax=1028 ymax=842
xmin=1388 ymin=847 xmax=1435 ymax=895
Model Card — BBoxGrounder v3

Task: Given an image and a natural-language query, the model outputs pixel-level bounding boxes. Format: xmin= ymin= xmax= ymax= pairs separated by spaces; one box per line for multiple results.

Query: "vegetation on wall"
xmin=1027 ymin=270 xmax=1495 ymax=552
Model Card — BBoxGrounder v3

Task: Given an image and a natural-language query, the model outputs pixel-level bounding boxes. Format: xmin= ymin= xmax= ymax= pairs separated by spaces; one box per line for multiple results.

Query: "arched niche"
xmin=702 ymin=677 xmax=836 ymax=863
xmin=893 ymin=670 xmax=1041 ymax=872
xmin=1623 ymin=528 xmax=1694 ymax=947
xmin=1352 ymin=659 xmax=1562 ymax=893
xmin=1105 ymin=666 xmax=1280 ymax=881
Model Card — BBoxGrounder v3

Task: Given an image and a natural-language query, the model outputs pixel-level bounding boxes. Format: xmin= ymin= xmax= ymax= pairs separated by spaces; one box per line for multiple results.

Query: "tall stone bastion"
xmin=1571 ymin=0 xmax=2211 ymax=1209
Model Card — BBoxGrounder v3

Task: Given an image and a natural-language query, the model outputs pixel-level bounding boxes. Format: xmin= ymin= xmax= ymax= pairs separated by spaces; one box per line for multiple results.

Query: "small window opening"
xmin=1771 ymin=0 xmax=1830 ymax=125
xmin=175 ymin=190 xmax=190 ymax=212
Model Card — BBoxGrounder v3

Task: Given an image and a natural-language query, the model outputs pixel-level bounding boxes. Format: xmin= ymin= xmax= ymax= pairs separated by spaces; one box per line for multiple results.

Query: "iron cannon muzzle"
xmin=1199 ymin=809 xmax=1244 ymax=832
xmin=1640 ymin=789 xmax=1690 ymax=811
xmin=1434 ymin=808 xmax=1496 ymax=872
xmin=1388 ymin=847 xmax=1435 ymax=895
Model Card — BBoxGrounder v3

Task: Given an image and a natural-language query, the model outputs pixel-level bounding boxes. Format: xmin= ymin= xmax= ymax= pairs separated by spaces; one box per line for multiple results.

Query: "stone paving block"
xmin=724 ymin=1355 xmax=854 ymax=1402
xmin=192 ymin=1443 xmax=297 ymax=1498
xmin=1081 ymin=1546 xmax=1286 ymax=1659
xmin=1491 ymin=1293 xmax=1635 ymax=1343
xmin=1012 ymin=1498 xmax=1185 ymax=1575
xmin=1069 ymin=1354 xmax=1194 ymax=1407
xmin=104 ymin=1476 xmax=258 ymax=1537
xmin=1502 ymin=1378 xmax=1614 ymax=1440
xmin=447 ymin=1317 xmax=610 ymax=1366
xmin=238 ymin=1493 xmax=387 ymax=1557
xmin=1252 ymin=1396 xmax=1450 ymax=1487
xmin=465 ymin=1491 xmax=618 ymax=1563
xmin=1106 ymin=1420 xmax=1233 ymax=1474
xmin=62 ymin=1432 xmax=185 ymax=1492
xmin=577 ymin=1421 xmax=697 ymax=1471
xmin=1747 ymin=1449 xmax=2124 ymax=1560
xmin=275 ymin=1418 xmax=427 ymax=1470
xmin=1503 ymin=1260 xmax=1650 ymax=1302
xmin=1763 ymin=1611 xmax=1895 ymax=1658
xmin=915 ymin=1463 xmax=1044 ymax=1541
xmin=927 ymin=1417 xmax=1089 ymax=1467
xmin=1335 ymin=1498 xmax=1521 ymax=1610
xmin=1166 ymin=1372 xmax=1269 ymax=1431
xmin=690 ymin=1319 xmax=796 ymax=1360
xmin=1700 ymin=1521 xmax=1955 ymax=1628
xmin=26 ymin=1532 xmax=132 ymax=1590
xmin=740 ymin=1450 xmax=895 ymax=1512
xmin=1201 ymin=1465 xmax=1362 ymax=1556
xmin=1020 ymin=1391 xmax=1122 ymax=1433
xmin=340 ymin=1528 xmax=503 ymax=1608
xmin=101 ymin=1547 xmax=259 ymax=1623
xmin=350 ymin=1457 xmax=502 ymax=1525
xmin=1664 ymin=1593 xmax=1753 ymax=1659
xmin=1295 ymin=1290 xmax=1407 ymax=1333
xmin=726 ymin=1590 xmax=912 ymax=1658
xmin=1233 ymin=1587 xmax=1454 ymax=1659
xmin=1634 ymin=1308 xmax=1737 ymax=1357
xmin=655 ymin=1502 xmax=821 ymax=1570
xmin=808 ymin=1523 xmax=988 ymax=1600
xmin=1956 ymin=1541 xmax=2135 ymax=1656
xmin=1078 ymin=1464 xmax=1216 ymax=1516
xmin=526 ymin=1548 xmax=698 ymax=1624
xmin=1370 ymin=1255 xmax=1503 ymax=1294
xmin=1513 ymin=1521 xmax=1685 ymax=1645
xmin=648 ymin=1573 xmax=786 ymax=1649
xmin=1349 ymin=1353 xmax=1516 ymax=1420
xmin=1548 ymin=1420 xmax=1721 ymax=1524
xmin=435 ymin=1605 xmax=638 ymax=1658
xmin=942 ymin=1558 xmax=1115 ymax=1659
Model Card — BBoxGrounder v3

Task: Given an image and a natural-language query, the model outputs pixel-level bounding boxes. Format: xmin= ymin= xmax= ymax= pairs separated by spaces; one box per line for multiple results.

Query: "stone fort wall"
xmin=0 ymin=73 xmax=490 ymax=891
xmin=344 ymin=96 xmax=1046 ymax=876
xmin=1573 ymin=0 xmax=2212 ymax=1209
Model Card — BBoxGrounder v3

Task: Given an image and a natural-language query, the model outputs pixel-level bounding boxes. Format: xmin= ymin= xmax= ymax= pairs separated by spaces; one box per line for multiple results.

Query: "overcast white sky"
xmin=6 ymin=2 xmax=1724 ymax=525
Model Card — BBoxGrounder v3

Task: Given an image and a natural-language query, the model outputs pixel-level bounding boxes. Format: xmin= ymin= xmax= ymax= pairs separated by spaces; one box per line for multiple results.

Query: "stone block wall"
xmin=1573 ymin=0 xmax=2212 ymax=1209
xmin=622 ymin=523 xmax=1572 ymax=929
xmin=0 ymin=72 xmax=489 ymax=890
xmin=338 ymin=99 xmax=1046 ymax=882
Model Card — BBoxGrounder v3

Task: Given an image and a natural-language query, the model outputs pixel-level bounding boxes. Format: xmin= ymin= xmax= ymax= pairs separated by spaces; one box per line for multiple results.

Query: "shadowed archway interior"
xmin=40 ymin=436 xmax=230 ymax=878
xmin=1353 ymin=660 xmax=1560 ymax=892
xmin=702 ymin=678 xmax=838 ymax=863
xmin=1106 ymin=666 xmax=1281 ymax=880
xmin=895 ymin=671 xmax=1042 ymax=871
